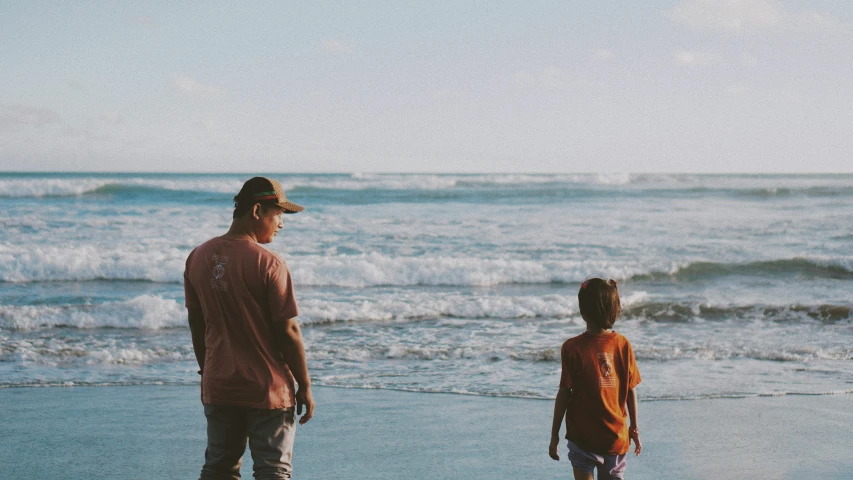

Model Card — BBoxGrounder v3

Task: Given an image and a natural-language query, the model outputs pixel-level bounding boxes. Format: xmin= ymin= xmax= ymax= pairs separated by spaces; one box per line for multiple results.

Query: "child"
xmin=549 ymin=278 xmax=641 ymax=480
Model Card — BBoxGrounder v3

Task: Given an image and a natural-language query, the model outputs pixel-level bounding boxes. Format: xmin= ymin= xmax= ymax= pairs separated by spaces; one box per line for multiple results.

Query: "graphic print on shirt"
xmin=597 ymin=352 xmax=616 ymax=388
xmin=210 ymin=254 xmax=229 ymax=292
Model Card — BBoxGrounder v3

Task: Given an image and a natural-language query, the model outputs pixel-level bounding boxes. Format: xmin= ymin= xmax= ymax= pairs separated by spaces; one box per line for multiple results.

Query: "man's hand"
xmin=295 ymin=386 xmax=315 ymax=425
xmin=549 ymin=435 xmax=561 ymax=461
xmin=629 ymin=426 xmax=642 ymax=456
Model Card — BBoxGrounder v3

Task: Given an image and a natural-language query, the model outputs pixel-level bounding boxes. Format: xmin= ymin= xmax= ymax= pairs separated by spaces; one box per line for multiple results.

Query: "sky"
xmin=1 ymin=0 xmax=851 ymax=173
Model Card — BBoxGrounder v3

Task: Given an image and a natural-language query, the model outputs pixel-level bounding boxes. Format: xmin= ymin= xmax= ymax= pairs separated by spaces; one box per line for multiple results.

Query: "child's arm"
xmin=627 ymin=387 xmax=642 ymax=456
xmin=549 ymin=386 xmax=572 ymax=460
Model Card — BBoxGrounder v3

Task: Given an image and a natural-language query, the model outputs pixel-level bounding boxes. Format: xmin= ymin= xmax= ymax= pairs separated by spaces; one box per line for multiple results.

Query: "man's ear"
xmin=252 ymin=203 xmax=262 ymax=220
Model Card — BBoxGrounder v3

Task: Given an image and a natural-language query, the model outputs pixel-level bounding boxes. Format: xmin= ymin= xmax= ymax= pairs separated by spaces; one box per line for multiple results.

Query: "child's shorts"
xmin=566 ymin=439 xmax=627 ymax=480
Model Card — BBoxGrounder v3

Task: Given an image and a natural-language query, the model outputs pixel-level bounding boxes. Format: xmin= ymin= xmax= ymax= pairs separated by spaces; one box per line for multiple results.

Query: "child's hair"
xmin=578 ymin=278 xmax=621 ymax=329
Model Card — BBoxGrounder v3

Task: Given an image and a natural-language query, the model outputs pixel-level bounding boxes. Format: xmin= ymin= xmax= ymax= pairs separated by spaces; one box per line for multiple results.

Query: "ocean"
xmin=1 ymin=173 xmax=852 ymax=401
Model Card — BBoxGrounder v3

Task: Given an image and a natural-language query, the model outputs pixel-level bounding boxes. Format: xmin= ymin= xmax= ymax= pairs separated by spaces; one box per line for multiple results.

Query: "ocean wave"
xmin=0 ymin=340 xmax=193 ymax=366
xmin=0 ymin=244 xmax=185 ymax=283
xmin=0 ymin=245 xmax=643 ymax=285
xmin=4 ymin=173 xmax=852 ymax=199
xmin=0 ymin=291 xmax=620 ymax=329
xmin=0 ymin=177 xmax=242 ymax=198
xmin=0 ymin=295 xmax=185 ymax=330
xmin=624 ymin=301 xmax=852 ymax=323
xmin=3 ymin=288 xmax=847 ymax=331
xmin=4 ymin=245 xmax=853 ymax=290
xmin=298 ymin=294 xmax=582 ymax=324
xmin=6 ymin=331 xmax=848 ymax=370
xmin=634 ymin=343 xmax=853 ymax=362
xmin=0 ymin=174 xmax=604 ymax=198
xmin=289 ymin=294 xmax=853 ymax=325
xmin=735 ymin=186 xmax=853 ymax=199
xmin=298 ymin=291 xmax=650 ymax=324
xmin=0 ymin=381 xmax=195 ymax=388
xmin=0 ymin=176 xmax=230 ymax=198
xmin=290 ymin=253 xmax=644 ymax=287
xmin=0 ymin=177 xmax=113 ymax=198
xmin=634 ymin=257 xmax=853 ymax=281
xmin=307 ymin=333 xmax=853 ymax=363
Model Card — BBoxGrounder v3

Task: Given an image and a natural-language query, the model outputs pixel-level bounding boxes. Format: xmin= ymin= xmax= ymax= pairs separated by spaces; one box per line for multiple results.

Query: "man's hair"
xmin=578 ymin=278 xmax=621 ymax=329
xmin=232 ymin=197 xmax=275 ymax=219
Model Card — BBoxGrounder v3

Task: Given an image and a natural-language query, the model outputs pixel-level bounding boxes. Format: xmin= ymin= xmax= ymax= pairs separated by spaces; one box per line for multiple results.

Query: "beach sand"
xmin=1 ymin=385 xmax=851 ymax=479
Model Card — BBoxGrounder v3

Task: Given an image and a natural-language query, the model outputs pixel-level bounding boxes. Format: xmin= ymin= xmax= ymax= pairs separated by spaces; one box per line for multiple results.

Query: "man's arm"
xmin=549 ymin=386 xmax=572 ymax=460
xmin=187 ymin=307 xmax=206 ymax=373
xmin=274 ymin=317 xmax=315 ymax=424
xmin=627 ymin=387 xmax=641 ymax=456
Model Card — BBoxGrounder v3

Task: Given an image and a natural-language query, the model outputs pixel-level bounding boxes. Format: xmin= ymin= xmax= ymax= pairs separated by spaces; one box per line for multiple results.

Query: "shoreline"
xmin=2 ymin=384 xmax=852 ymax=479
xmin=4 ymin=380 xmax=853 ymax=402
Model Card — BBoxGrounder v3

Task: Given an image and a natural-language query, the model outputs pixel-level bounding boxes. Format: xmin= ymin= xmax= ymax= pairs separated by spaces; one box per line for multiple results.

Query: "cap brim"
xmin=277 ymin=201 xmax=304 ymax=214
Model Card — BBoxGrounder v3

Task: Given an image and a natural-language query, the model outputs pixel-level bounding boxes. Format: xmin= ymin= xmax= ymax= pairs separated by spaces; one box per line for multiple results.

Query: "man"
xmin=184 ymin=176 xmax=315 ymax=480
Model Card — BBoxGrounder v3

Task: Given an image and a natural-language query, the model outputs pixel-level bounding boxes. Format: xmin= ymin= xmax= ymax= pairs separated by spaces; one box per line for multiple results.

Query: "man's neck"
xmin=222 ymin=221 xmax=258 ymax=242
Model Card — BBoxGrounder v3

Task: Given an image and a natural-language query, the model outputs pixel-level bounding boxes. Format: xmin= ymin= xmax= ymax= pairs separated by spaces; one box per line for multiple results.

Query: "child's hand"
xmin=548 ymin=435 xmax=560 ymax=461
xmin=629 ymin=426 xmax=642 ymax=456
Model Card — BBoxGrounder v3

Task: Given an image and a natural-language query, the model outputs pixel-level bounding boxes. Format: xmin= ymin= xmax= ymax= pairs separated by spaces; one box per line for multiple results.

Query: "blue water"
xmin=1 ymin=173 xmax=852 ymax=400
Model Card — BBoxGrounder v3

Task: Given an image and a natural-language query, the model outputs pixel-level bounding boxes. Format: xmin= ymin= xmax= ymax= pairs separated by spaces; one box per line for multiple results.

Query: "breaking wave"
xmin=3 ymin=246 xmax=853 ymax=287
xmin=2 ymin=290 xmax=849 ymax=331
xmin=0 ymin=295 xmax=184 ymax=330
xmin=3 ymin=173 xmax=852 ymax=201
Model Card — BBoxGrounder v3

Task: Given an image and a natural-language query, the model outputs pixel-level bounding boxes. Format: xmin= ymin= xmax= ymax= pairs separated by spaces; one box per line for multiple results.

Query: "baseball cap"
xmin=234 ymin=177 xmax=304 ymax=214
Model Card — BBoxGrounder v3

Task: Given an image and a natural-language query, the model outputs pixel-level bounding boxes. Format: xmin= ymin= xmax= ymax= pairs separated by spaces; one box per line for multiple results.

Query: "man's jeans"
xmin=199 ymin=404 xmax=296 ymax=480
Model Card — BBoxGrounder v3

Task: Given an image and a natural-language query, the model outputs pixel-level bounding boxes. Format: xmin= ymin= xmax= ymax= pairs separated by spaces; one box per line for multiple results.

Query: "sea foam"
xmin=0 ymin=295 xmax=185 ymax=330
xmin=0 ymin=244 xmax=185 ymax=283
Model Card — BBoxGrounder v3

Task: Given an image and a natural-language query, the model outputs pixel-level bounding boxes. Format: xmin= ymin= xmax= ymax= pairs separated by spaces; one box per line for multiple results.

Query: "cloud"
xmin=0 ymin=104 xmax=61 ymax=130
xmin=171 ymin=76 xmax=222 ymax=96
xmin=664 ymin=0 xmax=836 ymax=33
xmin=320 ymin=39 xmax=353 ymax=54
xmin=673 ymin=49 xmax=723 ymax=66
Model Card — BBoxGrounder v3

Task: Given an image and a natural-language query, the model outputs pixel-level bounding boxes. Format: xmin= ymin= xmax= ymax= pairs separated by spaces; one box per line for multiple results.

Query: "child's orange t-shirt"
xmin=560 ymin=331 xmax=641 ymax=455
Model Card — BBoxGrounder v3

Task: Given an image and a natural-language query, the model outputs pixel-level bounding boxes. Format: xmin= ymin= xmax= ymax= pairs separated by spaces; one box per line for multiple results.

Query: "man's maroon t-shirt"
xmin=184 ymin=237 xmax=299 ymax=409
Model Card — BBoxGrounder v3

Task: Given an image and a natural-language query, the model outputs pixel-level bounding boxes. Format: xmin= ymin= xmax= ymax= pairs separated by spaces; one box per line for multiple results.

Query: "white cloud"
xmin=0 ymin=104 xmax=61 ymax=130
xmin=171 ymin=76 xmax=222 ymax=96
xmin=673 ymin=49 xmax=723 ymax=66
xmin=320 ymin=39 xmax=353 ymax=54
xmin=664 ymin=0 xmax=836 ymax=33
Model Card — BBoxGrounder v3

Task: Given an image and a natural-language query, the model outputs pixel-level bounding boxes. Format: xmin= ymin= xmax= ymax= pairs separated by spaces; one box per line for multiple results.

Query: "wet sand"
xmin=1 ymin=385 xmax=851 ymax=479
